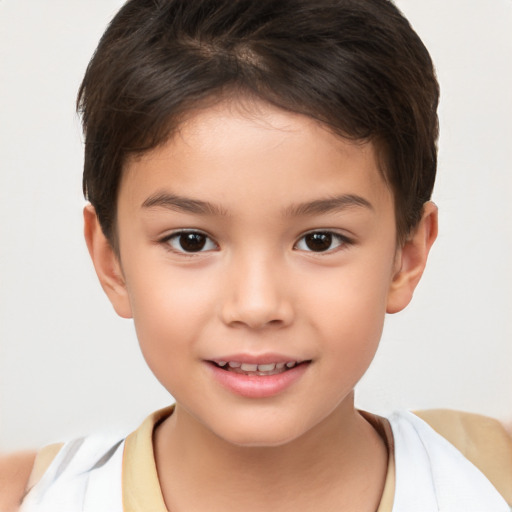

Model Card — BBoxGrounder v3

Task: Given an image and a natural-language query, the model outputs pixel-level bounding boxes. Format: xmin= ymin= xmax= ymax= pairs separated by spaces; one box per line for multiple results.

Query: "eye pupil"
xmin=305 ymin=232 xmax=332 ymax=252
xmin=179 ymin=233 xmax=206 ymax=252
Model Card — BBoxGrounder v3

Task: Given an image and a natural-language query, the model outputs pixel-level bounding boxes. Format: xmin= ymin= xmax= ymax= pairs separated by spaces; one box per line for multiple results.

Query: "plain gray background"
xmin=1 ymin=0 xmax=511 ymax=451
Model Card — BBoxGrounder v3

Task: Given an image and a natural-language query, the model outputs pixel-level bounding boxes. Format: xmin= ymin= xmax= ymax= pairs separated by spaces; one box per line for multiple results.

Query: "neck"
xmin=154 ymin=395 xmax=388 ymax=512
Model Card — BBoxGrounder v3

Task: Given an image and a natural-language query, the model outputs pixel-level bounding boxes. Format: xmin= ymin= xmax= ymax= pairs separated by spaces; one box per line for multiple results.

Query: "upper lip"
xmin=208 ymin=353 xmax=309 ymax=365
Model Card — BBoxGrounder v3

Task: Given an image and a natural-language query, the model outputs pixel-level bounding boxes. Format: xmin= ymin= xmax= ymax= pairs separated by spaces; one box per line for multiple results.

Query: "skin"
xmin=1 ymin=100 xmax=510 ymax=510
xmin=0 ymin=451 xmax=35 ymax=511
xmin=3 ymin=99 xmax=511 ymax=510
xmin=84 ymin=98 xmax=438 ymax=511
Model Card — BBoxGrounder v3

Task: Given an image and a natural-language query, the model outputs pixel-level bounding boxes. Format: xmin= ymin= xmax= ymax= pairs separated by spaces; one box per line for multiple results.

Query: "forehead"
xmin=119 ymin=99 xmax=392 ymax=216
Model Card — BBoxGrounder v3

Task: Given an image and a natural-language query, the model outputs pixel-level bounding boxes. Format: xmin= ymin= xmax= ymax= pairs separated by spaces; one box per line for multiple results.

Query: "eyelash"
xmin=160 ymin=230 xmax=352 ymax=255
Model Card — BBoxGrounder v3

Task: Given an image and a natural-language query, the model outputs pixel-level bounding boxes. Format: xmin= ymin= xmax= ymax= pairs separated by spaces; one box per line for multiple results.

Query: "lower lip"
xmin=208 ymin=363 xmax=309 ymax=399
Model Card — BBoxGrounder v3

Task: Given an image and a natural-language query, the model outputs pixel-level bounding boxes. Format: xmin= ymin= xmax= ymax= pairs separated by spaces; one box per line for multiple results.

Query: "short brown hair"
xmin=78 ymin=0 xmax=439 ymax=246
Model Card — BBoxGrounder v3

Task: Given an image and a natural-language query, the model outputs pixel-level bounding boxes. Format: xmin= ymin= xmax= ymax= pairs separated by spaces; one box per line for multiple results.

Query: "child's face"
xmin=103 ymin=99 xmax=406 ymax=446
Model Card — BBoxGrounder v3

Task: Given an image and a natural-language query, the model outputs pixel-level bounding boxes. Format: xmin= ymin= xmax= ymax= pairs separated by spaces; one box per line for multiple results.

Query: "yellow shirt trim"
xmin=27 ymin=407 xmax=512 ymax=511
xmin=414 ymin=409 xmax=512 ymax=505
xmin=120 ymin=406 xmax=396 ymax=512
xmin=123 ymin=407 xmax=172 ymax=512
xmin=26 ymin=442 xmax=63 ymax=490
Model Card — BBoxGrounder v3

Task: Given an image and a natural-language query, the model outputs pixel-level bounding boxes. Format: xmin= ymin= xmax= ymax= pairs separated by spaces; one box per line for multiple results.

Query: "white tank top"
xmin=20 ymin=411 xmax=511 ymax=512
xmin=20 ymin=434 xmax=125 ymax=512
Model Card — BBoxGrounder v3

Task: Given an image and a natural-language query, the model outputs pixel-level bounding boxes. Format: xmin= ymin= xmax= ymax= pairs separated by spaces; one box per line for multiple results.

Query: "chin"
xmin=211 ymin=416 xmax=309 ymax=449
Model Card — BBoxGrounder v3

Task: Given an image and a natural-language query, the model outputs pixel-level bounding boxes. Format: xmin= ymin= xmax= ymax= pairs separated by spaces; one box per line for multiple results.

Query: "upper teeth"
xmin=217 ymin=361 xmax=298 ymax=371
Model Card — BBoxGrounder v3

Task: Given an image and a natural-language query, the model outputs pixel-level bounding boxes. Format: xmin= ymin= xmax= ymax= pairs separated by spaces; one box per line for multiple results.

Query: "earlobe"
xmin=83 ymin=204 xmax=133 ymax=319
xmin=386 ymin=201 xmax=438 ymax=314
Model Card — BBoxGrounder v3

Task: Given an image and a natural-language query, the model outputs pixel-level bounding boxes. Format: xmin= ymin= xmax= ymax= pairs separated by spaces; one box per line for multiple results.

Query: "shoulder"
xmin=413 ymin=409 xmax=512 ymax=505
xmin=0 ymin=451 xmax=36 ymax=512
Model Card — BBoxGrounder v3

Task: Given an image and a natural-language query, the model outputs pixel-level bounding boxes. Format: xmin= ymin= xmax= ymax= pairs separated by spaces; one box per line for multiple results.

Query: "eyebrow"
xmin=141 ymin=192 xmax=373 ymax=217
xmin=142 ymin=192 xmax=229 ymax=216
xmin=283 ymin=194 xmax=374 ymax=216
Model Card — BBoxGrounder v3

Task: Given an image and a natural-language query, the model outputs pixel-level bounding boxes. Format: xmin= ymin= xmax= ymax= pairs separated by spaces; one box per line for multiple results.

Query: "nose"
xmin=220 ymin=253 xmax=294 ymax=330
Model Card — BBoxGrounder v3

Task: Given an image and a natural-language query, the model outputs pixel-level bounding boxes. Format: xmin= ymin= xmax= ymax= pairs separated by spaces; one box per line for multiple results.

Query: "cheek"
xmin=300 ymin=256 xmax=393 ymax=363
xmin=125 ymin=264 xmax=217 ymax=367
xmin=302 ymin=260 xmax=392 ymax=324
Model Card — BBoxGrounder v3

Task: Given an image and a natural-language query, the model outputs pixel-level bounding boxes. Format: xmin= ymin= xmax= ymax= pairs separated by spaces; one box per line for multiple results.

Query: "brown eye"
xmin=295 ymin=231 xmax=348 ymax=253
xmin=305 ymin=233 xmax=332 ymax=251
xmin=166 ymin=231 xmax=217 ymax=253
xmin=179 ymin=233 xmax=206 ymax=252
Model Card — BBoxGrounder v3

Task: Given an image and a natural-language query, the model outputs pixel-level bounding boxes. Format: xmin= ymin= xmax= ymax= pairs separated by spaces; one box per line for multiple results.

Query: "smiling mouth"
xmin=210 ymin=360 xmax=309 ymax=376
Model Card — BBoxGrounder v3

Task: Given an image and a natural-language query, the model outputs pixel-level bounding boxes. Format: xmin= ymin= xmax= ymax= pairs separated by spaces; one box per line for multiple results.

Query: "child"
xmin=3 ymin=0 xmax=512 ymax=510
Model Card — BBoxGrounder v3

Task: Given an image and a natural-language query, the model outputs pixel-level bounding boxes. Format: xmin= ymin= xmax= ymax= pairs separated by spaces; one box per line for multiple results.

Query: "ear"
xmin=83 ymin=204 xmax=133 ymax=319
xmin=386 ymin=201 xmax=438 ymax=314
